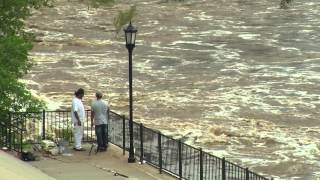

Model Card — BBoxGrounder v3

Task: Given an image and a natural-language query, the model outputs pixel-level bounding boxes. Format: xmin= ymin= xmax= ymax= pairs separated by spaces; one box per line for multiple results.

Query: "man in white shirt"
xmin=91 ymin=91 xmax=108 ymax=152
xmin=71 ymin=88 xmax=85 ymax=151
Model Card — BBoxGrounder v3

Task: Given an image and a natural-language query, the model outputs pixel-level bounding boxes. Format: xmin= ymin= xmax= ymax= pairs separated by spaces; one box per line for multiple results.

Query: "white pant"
xmin=73 ymin=125 xmax=84 ymax=149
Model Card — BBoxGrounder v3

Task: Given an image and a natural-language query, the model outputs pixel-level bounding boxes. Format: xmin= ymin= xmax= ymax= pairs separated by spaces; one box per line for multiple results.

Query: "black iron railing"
xmin=0 ymin=121 xmax=25 ymax=153
xmin=0 ymin=110 xmax=271 ymax=180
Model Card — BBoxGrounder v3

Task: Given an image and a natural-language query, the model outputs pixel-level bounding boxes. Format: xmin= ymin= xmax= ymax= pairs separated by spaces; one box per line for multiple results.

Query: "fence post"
xmin=122 ymin=115 xmax=126 ymax=155
xmin=20 ymin=128 xmax=23 ymax=153
xmin=200 ymin=148 xmax=203 ymax=180
xmin=158 ymin=131 xmax=162 ymax=174
xmin=1 ymin=124 xmax=4 ymax=147
xmin=222 ymin=157 xmax=226 ymax=180
xmin=107 ymin=108 xmax=110 ymax=124
xmin=246 ymin=167 xmax=249 ymax=180
xmin=107 ymin=108 xmax=110 ymax=144
xmin=178 ymin=140 xmax=182 ymax=179
xmin=139 ymin=123 xmax=144 ymax=163
xmin=8 ymin=112 xmax=11 ymax=150
xmin=42 ymin=110 xmax=46 ymax=140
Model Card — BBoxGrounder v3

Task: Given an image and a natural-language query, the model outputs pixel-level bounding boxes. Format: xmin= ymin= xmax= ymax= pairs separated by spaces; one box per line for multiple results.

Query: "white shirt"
xmin=71 ymin=97 xmax=85 ymax=124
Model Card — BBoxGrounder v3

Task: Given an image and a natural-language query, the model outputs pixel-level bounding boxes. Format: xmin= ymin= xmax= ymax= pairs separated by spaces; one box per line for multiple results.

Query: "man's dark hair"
xmin=96 ymin=91 xmax=103 ymax=99
xmin=75 ymin=88 xmax=84 ymax=96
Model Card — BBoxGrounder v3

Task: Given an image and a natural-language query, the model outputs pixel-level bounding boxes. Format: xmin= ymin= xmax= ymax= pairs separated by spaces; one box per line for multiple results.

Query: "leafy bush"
xmin=113 ymin=6 xmax=137 ymax=35
xmin=0 ymin=0 xmax=47 ymax=120
xmin=77 ymin=0 xmax=114 ymax=9
xmin=90 ymin=0 xmax=114 ymax=7
xmin=280 ymin=0 xmax=293 ymax=9
xmin=62 ymin=128 xmax=73 ymax=142
xmin=158 ymin=0 xmax=185 ymax=3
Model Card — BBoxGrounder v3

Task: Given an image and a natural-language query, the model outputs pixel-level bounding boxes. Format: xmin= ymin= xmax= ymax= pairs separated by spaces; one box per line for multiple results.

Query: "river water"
xmin=24 ymin=0 xmax=320 ymax=179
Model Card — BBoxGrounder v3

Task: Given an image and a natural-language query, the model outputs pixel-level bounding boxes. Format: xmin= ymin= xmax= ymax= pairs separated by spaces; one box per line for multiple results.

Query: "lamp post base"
xmin=128 ymin=156 xmax=136 ymax=163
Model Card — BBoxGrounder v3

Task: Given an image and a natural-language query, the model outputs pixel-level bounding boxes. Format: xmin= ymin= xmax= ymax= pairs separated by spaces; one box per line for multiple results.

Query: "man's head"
xmin=96 ymin=91 xmax=103 ymax=99
xmin=75 ymin=88 xmax=84 ymax=99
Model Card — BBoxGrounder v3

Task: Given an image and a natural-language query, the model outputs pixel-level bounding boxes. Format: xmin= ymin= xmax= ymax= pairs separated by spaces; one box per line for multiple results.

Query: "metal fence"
xmin=0 ymin=121 xmax=24 ymax=153
xmin=108 ymin=111 xmax=270 ymax=180
xmin=0 ymin=110 xmax=271 ymax=180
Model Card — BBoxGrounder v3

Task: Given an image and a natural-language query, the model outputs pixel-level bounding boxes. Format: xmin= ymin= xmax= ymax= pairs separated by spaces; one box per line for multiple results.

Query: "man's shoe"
xmin=73 ymin=147 xmax=86 ymax=151
xmin=97 ymin=147 xmax=106 ymax=152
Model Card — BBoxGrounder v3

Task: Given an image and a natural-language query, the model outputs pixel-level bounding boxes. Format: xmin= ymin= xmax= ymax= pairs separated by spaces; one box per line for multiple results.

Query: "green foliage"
xmin=89 ymin=0 xmax=114 ymax=8
xmin=280 ymin=0 xmax=293 ymax=9
xmin=22 ymin=142 xmax=33 ymax=151
xmin=62 ymin=128 xmax=73 ymax=142
xmin=0 ymin=0 xmax=48 ymax=119
xmin=113 ymin=6 xmax=136 ymax=35
xmin=77 ymin=0 xmax=114 ymax=9
xmin=75 ymin=1 xmax=137 ymax=35
xmin=0 ymin=0 xmax=53 ymax=36
xmin=158 ymin=0 xmax=185 ymax=4
xmin=162 ymin=0 xmax=184 ymax=2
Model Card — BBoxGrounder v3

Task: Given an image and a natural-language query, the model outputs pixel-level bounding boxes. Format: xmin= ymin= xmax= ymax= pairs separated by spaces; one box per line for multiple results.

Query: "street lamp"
xmin=124 ymin=21 xmax=137 ymax=163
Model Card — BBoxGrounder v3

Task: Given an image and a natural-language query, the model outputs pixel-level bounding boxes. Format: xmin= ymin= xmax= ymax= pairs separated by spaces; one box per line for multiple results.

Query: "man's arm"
xmin=74 ymin=111 xmax=81 ymax=126
xmin=91 ymin=109 xmax=95 ymax=127
xmin=106 ymin=105 xmax=109 ymax=123
xmin=72 ymin=99 xmax=81 ymax=126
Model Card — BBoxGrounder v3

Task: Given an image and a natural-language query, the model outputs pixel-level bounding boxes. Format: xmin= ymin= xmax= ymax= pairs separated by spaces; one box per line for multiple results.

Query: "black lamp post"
xmin=124 ymin=21 xmax=137 ymax=163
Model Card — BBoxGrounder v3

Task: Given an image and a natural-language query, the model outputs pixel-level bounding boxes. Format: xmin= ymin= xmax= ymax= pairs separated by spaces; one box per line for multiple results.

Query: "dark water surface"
xmin=24 ymin=0 xmax=320 ymax=179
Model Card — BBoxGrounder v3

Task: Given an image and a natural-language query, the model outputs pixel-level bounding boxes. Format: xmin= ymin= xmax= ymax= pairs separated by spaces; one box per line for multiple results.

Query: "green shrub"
xmin=22 ymin=142 xmax=33 ymax=151
xmin=113 ymin=6 xmax=137 ymax=35
xmin=89 ymin=0 xmax=114 ymax=8
xmin=62 ymin=128 xmax=73 ymax=142
xmin=280 ymin=0 xmax=293 ymax=9
xmin=77 ymin=0 xmax=114 ymax=9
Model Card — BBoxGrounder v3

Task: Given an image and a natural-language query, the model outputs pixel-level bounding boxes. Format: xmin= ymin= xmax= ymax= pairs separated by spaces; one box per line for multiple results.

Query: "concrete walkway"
xmin=28 ymin=143 xmax=176 ymax=180
xmin=0 ymin=150 xmax=54 ymax=180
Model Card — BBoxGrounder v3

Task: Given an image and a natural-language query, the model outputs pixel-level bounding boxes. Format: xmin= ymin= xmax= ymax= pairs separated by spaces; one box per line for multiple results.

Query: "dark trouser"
xmin=95 ymin=124 xmax=108 ymax=149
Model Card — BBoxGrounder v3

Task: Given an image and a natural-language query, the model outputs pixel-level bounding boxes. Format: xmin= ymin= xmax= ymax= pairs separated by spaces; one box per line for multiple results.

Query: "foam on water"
xmin=24 ymin=0 xmax=320 ymax=178
xmin=181 ymin=30 xmax=233 ymax=37
xmin=238 ymin=33 xmax=261 ymax=40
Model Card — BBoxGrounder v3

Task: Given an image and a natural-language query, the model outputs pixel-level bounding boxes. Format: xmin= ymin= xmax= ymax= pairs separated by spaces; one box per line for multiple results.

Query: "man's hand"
xmin=74 ymin=111 xmax=81 ymax=126
xmin=91 ymin=110 xmax=95 ymax=127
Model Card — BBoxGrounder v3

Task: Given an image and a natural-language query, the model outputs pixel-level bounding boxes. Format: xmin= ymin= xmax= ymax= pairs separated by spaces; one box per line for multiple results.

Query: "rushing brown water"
xmin=24 ymin=0 xmax=320 ymax=179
